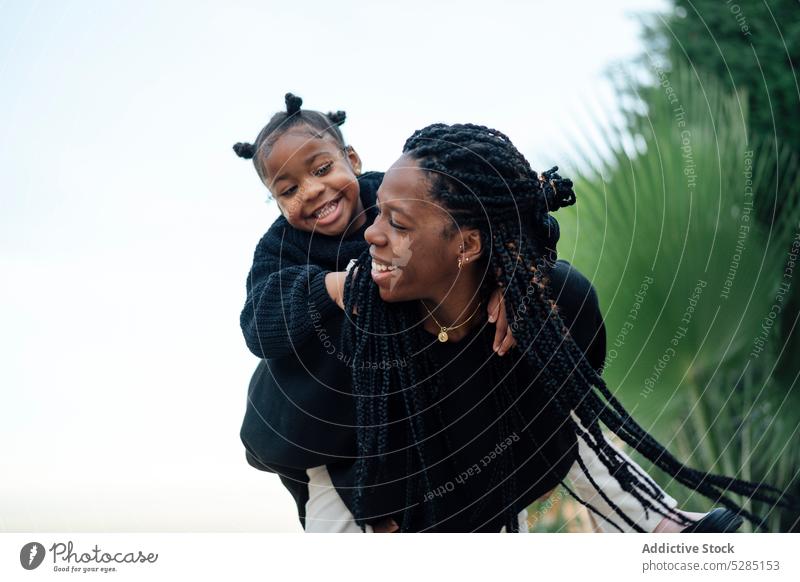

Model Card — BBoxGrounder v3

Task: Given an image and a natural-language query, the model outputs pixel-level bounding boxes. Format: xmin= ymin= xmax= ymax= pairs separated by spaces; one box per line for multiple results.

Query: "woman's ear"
xmin=345 ymin=145 xmax=362 ymax=176
xmin=460 ymin=228 xmax=483 ymax=264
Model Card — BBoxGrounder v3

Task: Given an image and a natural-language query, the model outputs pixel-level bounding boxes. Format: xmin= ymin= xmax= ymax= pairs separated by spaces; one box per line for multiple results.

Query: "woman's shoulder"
xmin=547 ymin=259 xmax=606 ymax=372
xmin=548 ymin=259 xmax=600 ymax=314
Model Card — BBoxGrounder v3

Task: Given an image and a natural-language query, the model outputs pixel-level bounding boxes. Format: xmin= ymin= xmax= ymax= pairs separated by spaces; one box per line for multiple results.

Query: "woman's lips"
xmin=370 ymin=258 xmax=400 ymax=285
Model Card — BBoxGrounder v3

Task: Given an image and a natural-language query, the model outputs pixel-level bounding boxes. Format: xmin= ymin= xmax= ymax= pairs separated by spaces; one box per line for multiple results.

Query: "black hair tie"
xmin=327 ymin=110 xmax=346 ymax=126
xmin=540 ymin=166 xmax=576 ymax=210
xmin=232 ymin=142 xmax=255 ymax=159
xmin=285 ymin=92 xmax=302 ymax=115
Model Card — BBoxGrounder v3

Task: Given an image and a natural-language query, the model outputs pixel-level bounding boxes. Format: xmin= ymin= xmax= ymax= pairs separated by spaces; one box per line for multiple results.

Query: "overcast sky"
xmin=0 ymin=0 xmax=667 ymax=532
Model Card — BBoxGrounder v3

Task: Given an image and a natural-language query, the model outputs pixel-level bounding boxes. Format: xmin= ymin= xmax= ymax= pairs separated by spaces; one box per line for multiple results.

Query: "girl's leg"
xmin=565 ymin=412 xmax=684 ymax=533
xmin=304 ymin=465 xmax=373 ymax=533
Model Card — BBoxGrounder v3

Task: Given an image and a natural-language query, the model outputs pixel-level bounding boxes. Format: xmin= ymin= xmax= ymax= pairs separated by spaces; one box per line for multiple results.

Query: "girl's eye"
xmin=314 ymin=162 xmax=333 ymax=177
xmin=280 ymin=185 xmax=297 ymax=197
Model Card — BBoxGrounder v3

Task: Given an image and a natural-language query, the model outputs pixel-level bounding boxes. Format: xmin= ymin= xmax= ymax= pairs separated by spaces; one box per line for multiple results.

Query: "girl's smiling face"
xmin=261 ymin=128 xmax=365 ymax=237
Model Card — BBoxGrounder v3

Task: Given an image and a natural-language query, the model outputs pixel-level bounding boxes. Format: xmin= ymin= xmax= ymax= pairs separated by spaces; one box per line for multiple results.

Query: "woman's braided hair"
xmin=341 ymin=122 xmax=797 ymax=532
xmin=232 ymin=92 xmax=348 ymax=182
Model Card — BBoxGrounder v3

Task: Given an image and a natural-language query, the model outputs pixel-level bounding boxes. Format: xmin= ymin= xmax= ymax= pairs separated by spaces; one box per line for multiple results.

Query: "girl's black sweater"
xmin=239 ymin=171 xmax=383 ymax=359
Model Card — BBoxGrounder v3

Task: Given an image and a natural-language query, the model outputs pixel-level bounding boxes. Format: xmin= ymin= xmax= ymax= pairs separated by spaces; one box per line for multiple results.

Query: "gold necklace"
xmin=421 ymin=300 xmax=482 ymax=343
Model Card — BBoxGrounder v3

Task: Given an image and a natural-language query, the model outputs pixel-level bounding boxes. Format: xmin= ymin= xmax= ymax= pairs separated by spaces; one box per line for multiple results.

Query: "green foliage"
xmin=636 ymin=0 xmax=800 ymax=156
xmin=673 ymin=357 xmax=800 ymax=531
xmin=632 ymin=0 xmax=800 ymax=379
xmin=558 ymin=59 xmax=800 ymax=424
xmin=551 ymin=58 xmax=800 ymax=530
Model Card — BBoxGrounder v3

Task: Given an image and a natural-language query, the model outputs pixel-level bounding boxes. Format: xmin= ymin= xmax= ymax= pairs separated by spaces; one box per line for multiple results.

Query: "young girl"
xmin=234 ymin=92 xmax=378 ymax=361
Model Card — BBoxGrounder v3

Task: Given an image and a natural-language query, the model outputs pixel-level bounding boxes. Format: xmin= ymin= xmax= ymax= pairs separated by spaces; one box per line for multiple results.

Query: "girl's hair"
xmin=342 ymin=122 xmax=798 ymax=532
xmin=232 ymin=92 xmax=348 ymax=182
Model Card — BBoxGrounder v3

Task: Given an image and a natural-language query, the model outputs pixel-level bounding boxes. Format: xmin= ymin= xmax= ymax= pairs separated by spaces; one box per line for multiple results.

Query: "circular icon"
xmin=20 ymin=542 xmax=46 ymax=570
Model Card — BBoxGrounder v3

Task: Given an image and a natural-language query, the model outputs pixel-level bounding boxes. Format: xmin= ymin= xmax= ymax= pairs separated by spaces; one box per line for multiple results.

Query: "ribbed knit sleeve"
xmin=239 ymin=232 xmax=341 ymax=359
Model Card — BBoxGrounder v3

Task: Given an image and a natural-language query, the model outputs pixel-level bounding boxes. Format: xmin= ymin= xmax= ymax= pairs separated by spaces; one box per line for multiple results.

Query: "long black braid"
xmin=342 ymin=123 xmax=798 ymax=533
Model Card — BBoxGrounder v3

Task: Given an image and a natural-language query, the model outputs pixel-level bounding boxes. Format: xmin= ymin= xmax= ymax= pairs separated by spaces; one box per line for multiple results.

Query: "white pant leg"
xmin=565 ymin=411 xmax=679 ymax=532
xmin=304 ymin=465 xmax=374 ymax=533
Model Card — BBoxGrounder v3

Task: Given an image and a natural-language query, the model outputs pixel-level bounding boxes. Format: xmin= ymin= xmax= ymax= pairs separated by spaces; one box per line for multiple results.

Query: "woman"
xmin=336 ymin=123 xmax=795 ymax=532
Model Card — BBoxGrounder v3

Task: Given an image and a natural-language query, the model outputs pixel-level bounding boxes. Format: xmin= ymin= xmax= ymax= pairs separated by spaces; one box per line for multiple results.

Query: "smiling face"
xmin=365 ymin=155 xmax=470 ymax=302
xmin=261 ymin=128 xmax=365 ymax=237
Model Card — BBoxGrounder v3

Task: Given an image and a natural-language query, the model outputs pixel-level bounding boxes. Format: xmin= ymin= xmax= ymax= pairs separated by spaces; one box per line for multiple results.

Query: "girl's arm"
xmin=240 ymin=233 xmax=342 ymax=360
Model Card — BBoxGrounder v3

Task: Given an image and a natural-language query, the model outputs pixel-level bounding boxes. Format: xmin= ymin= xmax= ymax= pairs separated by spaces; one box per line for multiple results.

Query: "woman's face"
xmin=364 ymin=154 xmax=463 ymax=303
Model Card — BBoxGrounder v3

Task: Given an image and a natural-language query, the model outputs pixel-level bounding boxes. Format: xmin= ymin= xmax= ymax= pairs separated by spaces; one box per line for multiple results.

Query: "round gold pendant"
xmin=437 ymin=330 xmax=449 ymax=342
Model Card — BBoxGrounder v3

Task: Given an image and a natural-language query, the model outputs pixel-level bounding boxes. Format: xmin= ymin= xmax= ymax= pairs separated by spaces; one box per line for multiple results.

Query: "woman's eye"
xmin=376 ymin=207 xmax=406 ymax=230
xmin=314 ymin=162 xmax=333 ymax=177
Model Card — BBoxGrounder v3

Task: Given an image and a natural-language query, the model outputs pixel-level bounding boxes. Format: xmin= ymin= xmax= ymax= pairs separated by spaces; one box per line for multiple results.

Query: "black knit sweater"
xmin=240 ymin=171 xmax=383 ymax=359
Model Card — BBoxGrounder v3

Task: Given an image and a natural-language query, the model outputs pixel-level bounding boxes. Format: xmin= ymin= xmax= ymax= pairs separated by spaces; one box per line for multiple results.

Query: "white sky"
xmin=0 ymin=0 xmax=667 ymax=531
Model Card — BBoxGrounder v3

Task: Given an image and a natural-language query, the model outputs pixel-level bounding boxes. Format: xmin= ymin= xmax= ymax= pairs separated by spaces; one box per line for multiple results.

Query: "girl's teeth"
xmin=371 ymin=260 xmax=397 ymax=272
xmin=314 ymin=198 xmax=339 ymax=218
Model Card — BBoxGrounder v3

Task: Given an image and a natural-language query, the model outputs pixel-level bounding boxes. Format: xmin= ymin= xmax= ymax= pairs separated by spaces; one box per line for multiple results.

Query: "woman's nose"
xmin=365 ymin=220 xmax=386 ymax=246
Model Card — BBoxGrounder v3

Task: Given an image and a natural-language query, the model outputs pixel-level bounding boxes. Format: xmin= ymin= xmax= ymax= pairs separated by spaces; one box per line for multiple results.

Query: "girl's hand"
xmin=325 ymin=271 xmax=348 ymax=310
xmin=488 ymin=287 xmax=516 ymax=356
xmin=325 ymin=266 xmax=360 ymax=314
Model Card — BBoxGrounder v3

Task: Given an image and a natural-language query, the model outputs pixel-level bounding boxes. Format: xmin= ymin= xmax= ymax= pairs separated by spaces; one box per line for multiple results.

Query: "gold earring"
xmin=457 ymin=256 xmax=463 ymax=270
